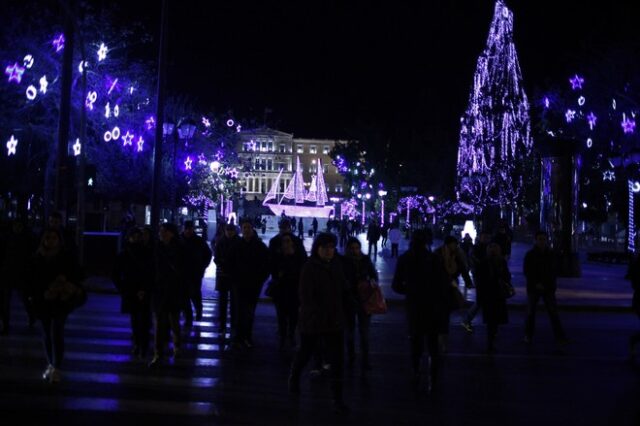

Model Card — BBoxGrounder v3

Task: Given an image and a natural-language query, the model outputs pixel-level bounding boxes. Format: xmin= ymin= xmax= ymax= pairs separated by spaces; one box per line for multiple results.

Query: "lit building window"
xmin=279 ymin=144 xmax=286 ymax=153
xmin=324 ymin=164 xmax=329 ymax=174
xmin=336 ymin=184 xmax=342 ymax=193
xmin=297 ymin=144 xmax=304 ymax=154
xmin=323 ymin=145 xmax=330 ymax=154
xmin=310 ymin=145 xmax=317 ymax=154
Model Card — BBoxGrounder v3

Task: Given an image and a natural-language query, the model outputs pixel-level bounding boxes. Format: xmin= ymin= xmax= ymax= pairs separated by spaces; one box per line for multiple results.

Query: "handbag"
xmin=359 ymin=280 xmax=388 ymax=315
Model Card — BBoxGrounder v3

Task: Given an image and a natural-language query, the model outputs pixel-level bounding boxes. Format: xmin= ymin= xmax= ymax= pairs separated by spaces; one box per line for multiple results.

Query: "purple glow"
xmin=198 ymin=153 xmax=207 ymax=165
xmin=543 ymin=97 xmax=550 ymax=109
xmin=85 ymin=91 xmax=97 ymax=110
xmin=73 ymin=138 xmax=81 ymax=156
xmin=621 ymin=114 xmax=635 ymax=134
xmin=603 ymin=170 xmax=615 ymax=181
xmin=52 ymin=34 xmax=65 ymax=52
xmin=184 ymin=156 xmax=193 ymax=170
xmin=23 ymin=54 xmax=34 ymax=69
xmin=136 ymin=136 xmax=144 ymax=152
xmin=226 ymin=119 xmax=234 ymax=127
xmin=202 ymin=116 xmax=211 ymax=127
xmin=145 ymin=116 xmax=156 ymax=130
xmin=107 ymin=77 xmax=118 ymax=95
xmin=228 ymin=168 xmax=238 ymax=179
xmin=97 ymin=43 xmax=108 ymax=61
xmin=565 ymin=109 xmax=576 ymax=123
xmin=587 ymin=111 xmax=597 ymax=130
xmin=122 ymin=131 xmax=134 ymax=146
xmin=6 ymin=135 xmax=18 ymax=156
xmin=5 ymin=62 xmax=25 ymax=83
xmin=236 ymin=124 xmax=242 ymax=133
xmin=569 ymin=74 xmax=584 ymax=90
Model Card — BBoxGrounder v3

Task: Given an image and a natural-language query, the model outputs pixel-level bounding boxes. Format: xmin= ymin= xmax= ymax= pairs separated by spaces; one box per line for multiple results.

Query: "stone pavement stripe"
xmin=0 ymin=393 xmax=219 ymax=417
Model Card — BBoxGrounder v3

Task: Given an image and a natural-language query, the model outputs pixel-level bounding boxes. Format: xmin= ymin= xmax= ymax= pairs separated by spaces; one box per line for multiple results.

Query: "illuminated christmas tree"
xmin=456 ymin=0 xmax=533 ymax=212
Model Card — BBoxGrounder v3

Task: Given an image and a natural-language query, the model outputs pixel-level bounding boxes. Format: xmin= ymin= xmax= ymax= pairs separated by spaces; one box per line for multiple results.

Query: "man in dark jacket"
xmin=461 ymin=231 xmax=491 ymax=333
xmin=523 ymin=231 xmax=567 ymax=344
xmin=392 ymin=230 xmax=448 ymax=392
xmin=231 ymin=220 xmax=269 ymax=348
xmin=269 ymin=220 xmax=306 ymax=260
xmin=181 ymin=221 xmax=213 ymax=326
xmin=150 ymin=223 xmax=187 ymax=366
xmin=214 ymin=224 xmax=240 ymax=334
xmin=289 ymin=232 xmax=350 ymax=413
xmin=366 ymin=221 xmax=381 ymax=259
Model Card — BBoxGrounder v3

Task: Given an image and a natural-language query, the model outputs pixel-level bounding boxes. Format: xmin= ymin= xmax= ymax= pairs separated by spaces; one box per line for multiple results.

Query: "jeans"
xmin=290 ymin=331 xmax=344 ymax=401
xmin=41 ymin=313 xmax=68 ymax=368
xmin=525 ymin=290 xmax=566 ymax=340
xmin=344 ymin=309 xmax=371 ymax=366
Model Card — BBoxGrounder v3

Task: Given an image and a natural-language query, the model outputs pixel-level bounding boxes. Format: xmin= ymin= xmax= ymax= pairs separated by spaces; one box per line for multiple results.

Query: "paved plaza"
xmin=1 ymin=230 xmax=639 ymax=425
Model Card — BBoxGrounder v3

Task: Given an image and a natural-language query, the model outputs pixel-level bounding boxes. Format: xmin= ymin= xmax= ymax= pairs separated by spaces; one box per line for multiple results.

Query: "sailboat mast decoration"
xmin=263 ymin=156 xmax=334 ymax=217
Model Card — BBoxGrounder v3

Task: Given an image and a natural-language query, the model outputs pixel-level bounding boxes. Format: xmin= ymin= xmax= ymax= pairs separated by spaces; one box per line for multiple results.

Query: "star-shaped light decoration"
xmin=52 ymin=34 xmax=65 ymax=52
xmin=97 ymin=43 xmax=108 ymax=61
xmin=184 ymin=156 xmax=193 ymax=170
xmin=587 ymin=112 xmax=597 ymax=130
xmin=6 ymin=135 xmax=18 ymax=156
xmin=198 ymin=153 xmax=207 ymax=165
xmin=603 ymin=170 xmax=616 ymax=181
xmin=228 ymin=168 xmax=239 ymax=179
xmin=621 ymin=114 xmax=636 ymax=134
xmin=565 ymin=109 xmax=576 ymax=123
xmin=23 ymin=54 xmax=34 ymax=69
xmin=39 ymin=75 xmax=48 ymax=94
xmin=202 ymin=116 xmax=211 ymax=128
xmin=5 ymin=63 xmax=25 ymax=83
xmin=122 ymin=131 xmax=134 ymax=146
xmin=72 ymin=138 xmax=82 ymax=156
xmin=136 ymin=136 xmax=144 ymax=152
xmin=569 ymin=74 xmax=584 ymax=90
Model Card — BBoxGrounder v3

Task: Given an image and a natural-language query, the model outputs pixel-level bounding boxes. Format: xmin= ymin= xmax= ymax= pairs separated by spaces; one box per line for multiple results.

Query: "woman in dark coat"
xmin=392 ymin=230 xmax=448 ymax=391
xmin=27 ymin=228 xmax=85 ymax=383
xmin=289 ymin=232 xmax=350 ymax=413
xmin=475 ymin=243 xmax=510 ymax=353
xmin=271 ymin=232 xmax=307 ymax=349
xmin=213 ymin=224 xmax=240 ymax=334
xmin=341 ymin=236 xmax=378 ymax=370
xmin=112 ymin=227 xmax=153 ymax=358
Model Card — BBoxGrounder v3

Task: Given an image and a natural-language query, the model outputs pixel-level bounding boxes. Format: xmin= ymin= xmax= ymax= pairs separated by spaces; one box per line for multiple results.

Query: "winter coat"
xmin=298 ymin=256 xmax=348 ymax=334
xmin=476 ymin=256 xmax=510 ymax=325
xmin=231 ymin=233 xmax=270 ymax=299
xmin=392 ymin=248 xmax=449 ymax=335
xmin=367 ymin=225 xmax=381 ymax=243
xmin=523 ymin=247 xmax=558 ymax=293
xmin=268 ymin=232 xmax=306 ymax=277
xmin=270 ymin=250 xmax=307 ymax=308
xmin=152 ymin=238 xmax=188 ymax=313
xmin=181 ymin=234 xmax=213 ymax=283
xmin=341 ymin=253 xmax=378 ymax=313
xmin=213 ymin=234 xmax=240 ymax=292
xmin=112 ymin=243 xmax=153 ymax=314
xmin=27 ymin=249 xmax=85 ymax=318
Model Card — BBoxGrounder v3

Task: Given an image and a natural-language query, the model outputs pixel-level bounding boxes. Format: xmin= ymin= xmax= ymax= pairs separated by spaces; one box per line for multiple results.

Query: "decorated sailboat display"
xmin=263 ymin=156 xmax=334 ymax=217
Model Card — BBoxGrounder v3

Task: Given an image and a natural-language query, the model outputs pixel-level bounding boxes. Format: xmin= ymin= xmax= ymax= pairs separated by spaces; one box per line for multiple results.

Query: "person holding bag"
xmin=341 ymin=237 xmax=378 ymax=371
xmin=27 ymin=228 xmax=85 ymax=383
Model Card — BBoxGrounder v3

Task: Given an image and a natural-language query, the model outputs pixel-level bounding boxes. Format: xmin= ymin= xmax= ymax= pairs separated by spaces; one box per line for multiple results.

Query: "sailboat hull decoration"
xmin=263 ymin=156 xmax=334 ymax=217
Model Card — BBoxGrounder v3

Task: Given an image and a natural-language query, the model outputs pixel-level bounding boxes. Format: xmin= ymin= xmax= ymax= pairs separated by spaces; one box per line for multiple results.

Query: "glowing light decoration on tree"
xmin=456 ymin=0 xmax=532 ymax=210
xmin=5 ymin=63 xmax=25 ymax=83
xmin=543 ymin=97 xmax=550 ymax=109
xmin=145 ymin=116 xmax=155 ymax=130
xmin=569 ymin=74 xmax=584 ymax=90
xmin=85 ymin=91 xmax=97 ymax=110
xmin=78 ymin=61 xmax=88 ymax=73
xmin=621 ymin=113 xmax=635 ymax=134
xmin=226 ymin=119 xmax=234 ymax=127
xmin=603 ymin=170 xmax=616 ymax=181
xmin=136 ymin=136 xmax=144 ymax=152
xmin=184 ymin=156 xmax=193 ymax=170
xmin=23 ymin=55 xmax=34 ymax=69
xmin=39 ymin=76 xmax=48 ymax=93
xmin=105 ymin=103 xmax=111 ymax=118
xmin=122 ymin=131 xmax=134 ymax=146
xmin=630 ymin=180 xmax=636 ymax=253
xmin=104 ymin=130 xmax=112 ymax=142
xmin=587 ymin=111 xmax=597 ymax=130
xmin=97 ymin=43 xmax=108 ymax=61
xmin=72 ymin=138 xmax=81 ymax=156
xmin=236 ymin=124 xmax=242 ymax=132
xmin=586 ymin=138 xmax=593 ymax=148
xmin=25 ymin=85 xmax=37 ymax=100
xmin=565 ymin=109 xmax=576 ymax=123
xmin=111 ymin=126 xmax=120 ymax=140
xmin=6 ymin=135 xmax=18 ymax=156
xmin=578 ymin=96 xmax=586 ymax=106
xmin=107 ymin=78 xmax=118 ymax=95
xmin=202 ymin=117 xmax=211 ymax=127
xmin=113 ymin=104 xmax=119 ymax=117
xmin=52 ymin=34 xmax=65 ymax=52
xmin=198 ymin=153 xmax=207 ymax=165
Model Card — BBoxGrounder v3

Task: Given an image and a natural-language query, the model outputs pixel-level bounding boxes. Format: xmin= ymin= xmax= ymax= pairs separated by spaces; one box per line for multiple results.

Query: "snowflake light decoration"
xmin=202 ymin=116 xmax=211 ymax=127
xmin=39 ymin=76 xmax=48 ymax=94
xmin=565 ymin=109 xmax=576 ymax=123
xmin=97 ymin=43 xmax=108 ymax=61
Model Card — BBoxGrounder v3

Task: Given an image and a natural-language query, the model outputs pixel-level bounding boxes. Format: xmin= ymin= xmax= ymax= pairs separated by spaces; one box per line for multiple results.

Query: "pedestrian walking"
xmin=366 ymin=221 xmax=381 ymax=259
xmin=214 ymin=224 xmax=240 ymax=335
xmin=312 ymin=217 xmax=319 ymax=237
xmin=27 ymin=228 xmax=86 ymax=383
xmin=461 ymin=231 xmax=491 ymax=333
xmin=388 ymin=225 xmax=402 ymax=258
xmin=523 ymin=231 xmax=568 ymax=345
xmin=341 ymin=237 xmax=378 ymax=371
xmin=298 ymin=218 xmax=304 ymax=240
xmin=112 ymin=227 xmax=153 ymax=359
xmin=392 ymin=230 xmax=448 ymax=392
xmin=380 ymin=223 xmax=388 ymax=248
xmin=475 ymin=243 xmax=510 ymax=353
xmin=181 ymin=221 xmax=212 ymax=327
xmin=289 ymin=233 xmax=350 ymax=413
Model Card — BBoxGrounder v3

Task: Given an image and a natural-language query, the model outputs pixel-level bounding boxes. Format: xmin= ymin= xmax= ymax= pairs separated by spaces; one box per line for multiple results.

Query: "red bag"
xmin=358 ymin=280 xmax=388 ymax=315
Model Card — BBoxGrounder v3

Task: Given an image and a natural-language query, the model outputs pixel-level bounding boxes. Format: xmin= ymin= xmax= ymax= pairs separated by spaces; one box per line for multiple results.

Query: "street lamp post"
xmin=378 ymin=190 xmax=387 ymax=226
